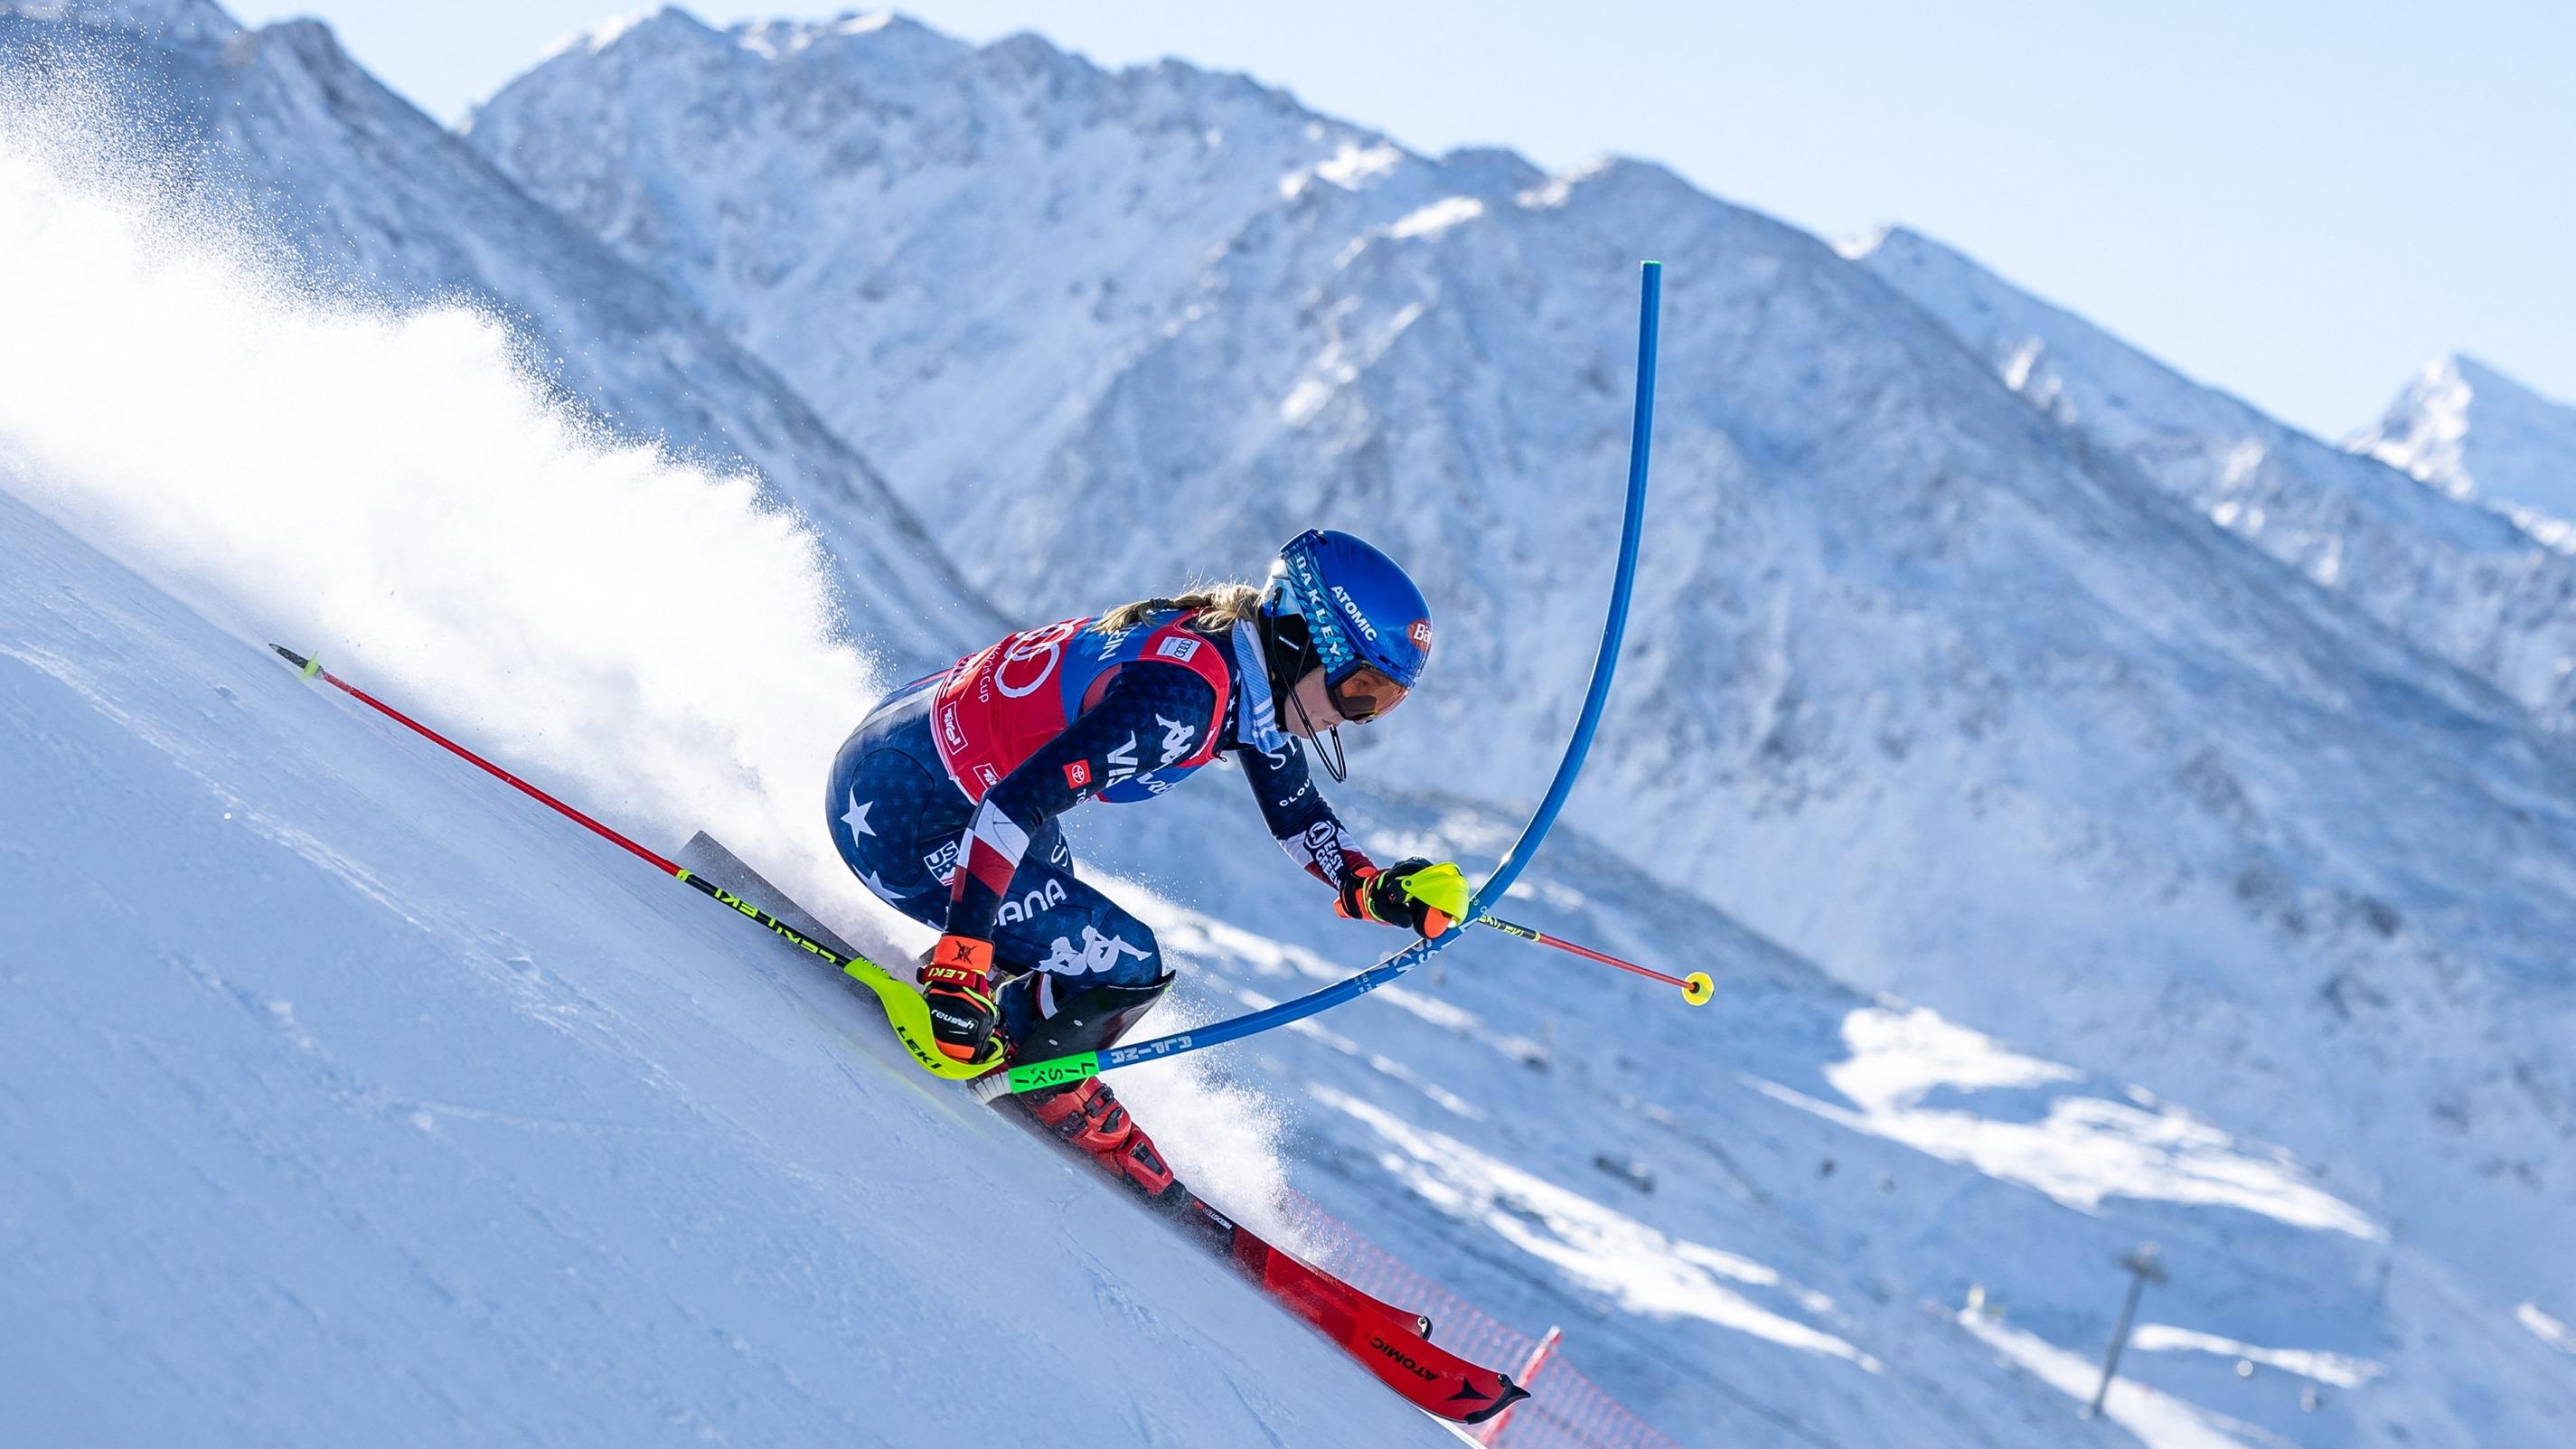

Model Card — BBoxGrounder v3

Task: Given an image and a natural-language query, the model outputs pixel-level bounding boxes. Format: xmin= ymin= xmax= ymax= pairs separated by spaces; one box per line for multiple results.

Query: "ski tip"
xmin=1458 ymin=1376 xmax=1533 ymax=1425
xmin=1682 ymin=972 xmax=1715 ymax=1007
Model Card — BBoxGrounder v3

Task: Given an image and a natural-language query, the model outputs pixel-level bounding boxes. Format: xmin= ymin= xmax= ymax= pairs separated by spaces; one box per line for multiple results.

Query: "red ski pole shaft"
xmin=270 ymin=644 xmax=682 ymax=874
xmin=268 ymin=643 xmax=1007 ymax=1080
xmin=1473 ymin=913 xmax=1713 ymax=1006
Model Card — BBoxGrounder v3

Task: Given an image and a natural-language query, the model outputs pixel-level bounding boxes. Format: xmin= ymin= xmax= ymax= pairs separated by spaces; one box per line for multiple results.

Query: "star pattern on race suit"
xmin=840 ymin=791 xmax=876 ymax=839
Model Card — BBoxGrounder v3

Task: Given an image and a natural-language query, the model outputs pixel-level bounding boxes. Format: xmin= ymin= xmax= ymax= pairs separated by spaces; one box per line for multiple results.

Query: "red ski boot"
xmin=1024 ymin=1077 xmax=1183 ymax=1205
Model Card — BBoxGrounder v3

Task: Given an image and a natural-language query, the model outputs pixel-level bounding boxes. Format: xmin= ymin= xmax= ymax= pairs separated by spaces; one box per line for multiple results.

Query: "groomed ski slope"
xmin=0 ymin=131 xmax=1461 ymax=1444
xmin=0 ymin=482 xmax=1465 ymax=1447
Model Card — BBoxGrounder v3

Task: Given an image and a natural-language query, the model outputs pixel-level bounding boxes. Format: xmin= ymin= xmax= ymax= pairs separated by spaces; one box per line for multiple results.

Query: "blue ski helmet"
xmin=1261 ymin=529 xmax=1432 ymax=720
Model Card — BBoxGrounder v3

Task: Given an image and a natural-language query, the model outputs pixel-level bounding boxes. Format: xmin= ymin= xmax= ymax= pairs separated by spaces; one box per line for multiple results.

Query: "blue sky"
xmin=232 ymin=0 xmax=2575 ymax=441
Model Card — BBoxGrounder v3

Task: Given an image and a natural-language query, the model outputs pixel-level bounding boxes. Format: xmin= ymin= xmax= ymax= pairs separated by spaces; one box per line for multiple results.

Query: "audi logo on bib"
xmin=932 ymin=611 xmax=1231 ymax=805
xmin=994 ymin=620 xmax=1083 ymax=700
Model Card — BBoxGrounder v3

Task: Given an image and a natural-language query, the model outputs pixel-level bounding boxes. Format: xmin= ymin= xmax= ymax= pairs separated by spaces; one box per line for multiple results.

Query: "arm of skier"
xmin=919 ymin=663 xmax=1220 ymax=1060
xmin=939 ymin=663 xmax=1219 ymax=949
xmin=1239 ymin=735 xmax=1375 ymax=893
xmin=1237 ymin=739 xmax=1469 ymax=937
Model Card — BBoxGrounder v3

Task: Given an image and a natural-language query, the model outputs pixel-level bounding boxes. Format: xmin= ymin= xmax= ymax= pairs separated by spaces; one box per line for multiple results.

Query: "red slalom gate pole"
xmin=1475 ymin=1324 xmax=1563 ymax=1445
xmin=1473 ymin=914 xmax=1714 ymax=1006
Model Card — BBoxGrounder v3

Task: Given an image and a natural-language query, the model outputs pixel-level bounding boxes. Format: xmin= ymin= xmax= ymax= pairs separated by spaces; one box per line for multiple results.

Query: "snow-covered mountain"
xmin=2351 ymin=353 xmax=2576 ymax=549
xmin=0 ymin=0 xmax=996 ymax=661
xmin=1850 ymin=224 xmax=2576 ymax=735
xmin=464 ymin=7 xmax=1394 ymax=558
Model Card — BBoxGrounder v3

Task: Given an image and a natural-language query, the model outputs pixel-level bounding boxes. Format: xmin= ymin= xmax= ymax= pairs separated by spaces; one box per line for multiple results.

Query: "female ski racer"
xmin=825 ymin=530 xmax=1470 ymax=1202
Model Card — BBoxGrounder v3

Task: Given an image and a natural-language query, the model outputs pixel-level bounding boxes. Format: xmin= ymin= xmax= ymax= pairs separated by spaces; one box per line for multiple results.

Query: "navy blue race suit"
xmin=825 ymin=608 xmax=1375 ymax=1048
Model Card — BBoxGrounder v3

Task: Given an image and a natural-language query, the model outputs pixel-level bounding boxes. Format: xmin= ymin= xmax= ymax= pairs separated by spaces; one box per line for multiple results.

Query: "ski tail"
xmin=675 ymin=833 xmax=865 ymax=959
xmin=672 ymin=831 xmax=992 ymax=1078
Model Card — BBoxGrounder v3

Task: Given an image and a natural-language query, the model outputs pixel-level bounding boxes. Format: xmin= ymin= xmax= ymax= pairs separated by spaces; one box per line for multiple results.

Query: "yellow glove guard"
xmin=1400 ymin=861 xmax=1472 ymax=936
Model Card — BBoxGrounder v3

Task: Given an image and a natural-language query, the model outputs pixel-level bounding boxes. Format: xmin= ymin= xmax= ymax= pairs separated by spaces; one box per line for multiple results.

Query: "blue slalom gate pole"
xmin=995 ymin=261 xmax=1665 ymax=1097
xmin=1471 ymin=259 xmax=1659 ymax=916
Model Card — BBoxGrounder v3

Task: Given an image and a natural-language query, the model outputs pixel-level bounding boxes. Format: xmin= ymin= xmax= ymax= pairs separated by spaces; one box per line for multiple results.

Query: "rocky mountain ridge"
xmin=2350 ymin=352 xmax=2576 ymax=550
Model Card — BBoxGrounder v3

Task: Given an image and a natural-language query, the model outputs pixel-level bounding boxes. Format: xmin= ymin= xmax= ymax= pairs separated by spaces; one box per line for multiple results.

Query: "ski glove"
xmin=921 ymin=934 xmax=1002 ymax=1064
xmin=1337 ymin=858 xmax=1471 ymax=937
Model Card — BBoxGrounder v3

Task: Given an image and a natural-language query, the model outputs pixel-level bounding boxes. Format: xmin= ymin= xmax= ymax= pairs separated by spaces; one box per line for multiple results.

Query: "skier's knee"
xmin=1024 ymin=914 xmax=1164 ymax=989
xmin=990 ymin=883 xmax=1168 ymax=1048
xmin=1003 ymin=970 xmax=1172 ymax=1058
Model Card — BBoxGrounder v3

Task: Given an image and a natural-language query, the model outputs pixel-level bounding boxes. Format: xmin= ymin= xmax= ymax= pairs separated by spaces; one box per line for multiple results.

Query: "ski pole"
xmin=268 ymin=644 xmax=997 ymax=1080
xmin=1473 ymin=913 xmax=1713 ymax=1005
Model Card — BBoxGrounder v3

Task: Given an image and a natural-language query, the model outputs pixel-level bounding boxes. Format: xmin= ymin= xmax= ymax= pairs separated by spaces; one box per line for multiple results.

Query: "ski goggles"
xmin=1326 ymin=663 xmax=1412 ymax=722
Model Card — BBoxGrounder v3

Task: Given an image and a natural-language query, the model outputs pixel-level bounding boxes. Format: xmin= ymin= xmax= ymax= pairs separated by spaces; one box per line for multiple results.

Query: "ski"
xmin=1196 ymin=1198 xmax=1526 ymax=1424
xmin=1159 ymin=1191 xmax=1528 ymax=1424
xmin=678 ymin=832 xmax=1528 ymax=1427
xmin=993 ymin=1108 xmax=1528 ymax=1425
